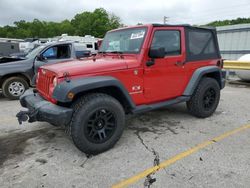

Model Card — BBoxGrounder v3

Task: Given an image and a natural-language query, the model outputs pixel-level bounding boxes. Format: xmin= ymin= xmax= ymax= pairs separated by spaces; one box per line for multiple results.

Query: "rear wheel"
xmin=2 ymin=77 xmax=29 ymax=100
xmin=70 ymin=93 xmax=125 ymax=155
xmin=186 ymin=77 xmax=220 ymax=118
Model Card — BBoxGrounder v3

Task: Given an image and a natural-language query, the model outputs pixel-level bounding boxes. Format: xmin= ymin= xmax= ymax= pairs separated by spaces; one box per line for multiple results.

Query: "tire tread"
xmin=187 ymin=77 xmax=220 ymax=118
xmin=70 ymin=93 xmax=125 ymax=155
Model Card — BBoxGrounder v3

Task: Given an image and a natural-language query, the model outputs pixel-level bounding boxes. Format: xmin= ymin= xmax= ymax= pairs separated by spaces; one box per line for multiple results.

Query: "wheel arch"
xmin=53 ymin=76 xmax=136 ymax=113
xmin=204 ymin=71 xmax=222 ymax=88
xmin=0 ymin=73 xmax=31 ymax=88
xmin=183 ymin=66 xmax=224 ymax=96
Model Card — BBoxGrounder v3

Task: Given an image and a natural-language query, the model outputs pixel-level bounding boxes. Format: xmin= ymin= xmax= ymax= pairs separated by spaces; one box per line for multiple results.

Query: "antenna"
xmin=163 ymin=16 xmax=169 ymax=24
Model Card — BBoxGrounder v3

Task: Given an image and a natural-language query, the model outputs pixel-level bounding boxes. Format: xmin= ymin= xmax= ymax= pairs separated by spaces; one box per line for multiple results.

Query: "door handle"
xmin=175 ymin=61 xmax=185 ymax=66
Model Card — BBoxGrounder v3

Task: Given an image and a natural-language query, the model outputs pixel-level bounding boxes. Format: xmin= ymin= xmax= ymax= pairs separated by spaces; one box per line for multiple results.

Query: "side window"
xmin=43 ymin=45 xmax=71 ymax=60
xmin=151 ymin=30 xmax=181 ymax=56
xmin=188 ymin=31 xmax=216 ymax=55
xmin=186 ymin=28 xmax=219 ymax=61
xmin=86 ymin=44 xmax=93 ymax=49
xmin=43 ymin=47 xmax=57 ymax=59
xmin=94 ymin=42 xmax=98 ymax=50
xmin=57 ymin=45 xmax=71 ymax=59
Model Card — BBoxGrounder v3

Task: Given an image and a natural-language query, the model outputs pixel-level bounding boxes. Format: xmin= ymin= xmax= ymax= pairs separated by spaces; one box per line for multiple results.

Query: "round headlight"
xmin=53 ymin=77 xmax=58 ymax=87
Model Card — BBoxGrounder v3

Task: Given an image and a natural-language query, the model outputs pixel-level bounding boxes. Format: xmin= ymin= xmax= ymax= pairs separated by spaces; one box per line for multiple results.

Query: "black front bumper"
xmin=17 ymin=89 xmax=73 ymax=126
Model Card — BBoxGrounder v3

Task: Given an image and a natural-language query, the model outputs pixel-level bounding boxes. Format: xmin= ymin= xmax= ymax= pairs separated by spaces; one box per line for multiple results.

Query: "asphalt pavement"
xmin=0 ymin=83 xmax=249 ymax=188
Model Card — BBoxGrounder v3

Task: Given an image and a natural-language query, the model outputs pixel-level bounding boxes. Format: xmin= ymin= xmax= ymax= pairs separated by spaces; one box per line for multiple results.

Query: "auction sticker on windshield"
xmin=130 ymin=31 xmax=145 ymax=40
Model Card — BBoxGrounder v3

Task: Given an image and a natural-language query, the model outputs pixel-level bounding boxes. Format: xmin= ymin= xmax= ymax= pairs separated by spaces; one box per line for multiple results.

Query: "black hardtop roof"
xmin=152 ymin=23 xmax=216 ymax=31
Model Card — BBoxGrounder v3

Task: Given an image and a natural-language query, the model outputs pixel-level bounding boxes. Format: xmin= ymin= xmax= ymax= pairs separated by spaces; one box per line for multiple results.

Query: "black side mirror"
xmin=149 ymin=47 xmax=165 ymax=59
xmin=36 ymin=54 xmax=45 ymax=61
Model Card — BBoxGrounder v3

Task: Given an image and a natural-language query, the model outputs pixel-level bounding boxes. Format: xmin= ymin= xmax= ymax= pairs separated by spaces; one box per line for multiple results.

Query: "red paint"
xmin=37 ymin=24 xmax=221 ymax=105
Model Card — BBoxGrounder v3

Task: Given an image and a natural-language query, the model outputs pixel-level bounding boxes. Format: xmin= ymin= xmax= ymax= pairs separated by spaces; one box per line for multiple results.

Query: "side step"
xmin=132 ymin=96 xmax=190 ymax=114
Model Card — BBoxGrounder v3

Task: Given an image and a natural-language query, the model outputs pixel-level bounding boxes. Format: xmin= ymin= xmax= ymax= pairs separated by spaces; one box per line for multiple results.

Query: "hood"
xmin=0 ymin=56 xmax=27 ymax=64
xmin=42 ymin=56 xmax=137 ymax=78
xmin=0 ymin=57 xmax=33 ymax=76
xmin=0 ymin=57 xmax=31 ymax=68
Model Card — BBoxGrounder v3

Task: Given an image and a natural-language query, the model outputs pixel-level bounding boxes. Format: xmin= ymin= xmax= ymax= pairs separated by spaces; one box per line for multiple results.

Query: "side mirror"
xmin=36 ymin=54 xmax=45 ymax=61
xmin=149 ymin=47 xmax=165 ymax=59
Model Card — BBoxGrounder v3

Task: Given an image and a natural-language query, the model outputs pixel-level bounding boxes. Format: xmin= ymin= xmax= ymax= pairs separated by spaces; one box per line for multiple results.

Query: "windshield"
xmin=99 ymin=27 xmax=147 ymax=53
xmin=25 ymin=45 xmax=45 ymax=59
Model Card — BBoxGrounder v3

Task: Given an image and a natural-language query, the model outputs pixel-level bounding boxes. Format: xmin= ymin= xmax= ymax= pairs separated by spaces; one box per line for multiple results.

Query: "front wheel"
xmin=186 ymin=77 xmax=220 ymax=118
xmin=70 ymin=93 xmax=125 ymax=155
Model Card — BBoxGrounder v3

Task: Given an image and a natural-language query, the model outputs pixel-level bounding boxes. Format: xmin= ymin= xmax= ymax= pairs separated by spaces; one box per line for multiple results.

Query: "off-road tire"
xmin=70 ymin=93 xmax=125 ymax=155
xmin=186 ymin=77 xmax=220 ymax=118
xmin=2 ymin=77 xmax=29 ymax=100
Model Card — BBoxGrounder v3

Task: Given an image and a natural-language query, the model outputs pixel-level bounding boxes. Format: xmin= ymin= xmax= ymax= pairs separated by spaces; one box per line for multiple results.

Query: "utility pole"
xmin=163 ymin=16 xmax=169 ymax=24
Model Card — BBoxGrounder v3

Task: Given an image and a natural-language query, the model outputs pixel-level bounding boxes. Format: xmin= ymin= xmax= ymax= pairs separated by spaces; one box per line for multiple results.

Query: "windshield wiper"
xmin=108 ymin=51 xmax=123 ymax=54
xmin=105 ymin=51 xmax=124 ymax=59
xmin=99 ymin=51 xmax=124 ymax=54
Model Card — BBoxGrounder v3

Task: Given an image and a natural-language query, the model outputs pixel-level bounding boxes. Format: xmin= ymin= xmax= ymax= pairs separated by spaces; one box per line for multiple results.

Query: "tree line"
xmin=0 ymin=8 xmax=122 ymax=39
xmin=206 ymin=17 xmax=250 ymax=27
xmin=1 ymin=7 xmax=250 ymax=39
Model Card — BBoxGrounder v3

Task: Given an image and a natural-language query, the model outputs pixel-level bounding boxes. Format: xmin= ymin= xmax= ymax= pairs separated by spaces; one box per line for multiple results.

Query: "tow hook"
xmin=16 ymin=110 xmax=38 ymax=125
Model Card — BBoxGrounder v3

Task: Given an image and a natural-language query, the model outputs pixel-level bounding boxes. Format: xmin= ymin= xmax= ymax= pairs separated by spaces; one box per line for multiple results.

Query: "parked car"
xmin=17 ymin=24 xmax=225 ymax=154
xmin=0 ymin=41 xmax=90 ymax=99
xmin=10 ymin=44 xmax=41 ymax=58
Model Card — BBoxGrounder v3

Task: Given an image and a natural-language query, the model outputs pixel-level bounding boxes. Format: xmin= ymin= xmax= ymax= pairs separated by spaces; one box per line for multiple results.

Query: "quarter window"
xmin=185 ymin=28 xmax=219 ymax=61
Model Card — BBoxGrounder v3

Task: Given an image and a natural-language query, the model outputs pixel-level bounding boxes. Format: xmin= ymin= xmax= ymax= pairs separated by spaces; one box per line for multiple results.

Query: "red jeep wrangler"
xmin=17 ymin=24 xmax=225 ymax=154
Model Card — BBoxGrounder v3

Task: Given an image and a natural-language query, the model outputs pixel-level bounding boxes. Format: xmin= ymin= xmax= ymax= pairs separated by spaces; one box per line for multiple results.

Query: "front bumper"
xmin=16 ymin=89 xmax=73 ymax=126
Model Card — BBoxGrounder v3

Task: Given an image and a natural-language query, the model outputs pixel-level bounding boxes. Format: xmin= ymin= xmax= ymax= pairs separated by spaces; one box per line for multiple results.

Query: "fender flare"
xmin=52 ymin=76 xmax=136 ymax=108
xmin=0 ymin=72 xmax=32 ymax=87
xmin=183 ymin=66 xmax=224 ymax=96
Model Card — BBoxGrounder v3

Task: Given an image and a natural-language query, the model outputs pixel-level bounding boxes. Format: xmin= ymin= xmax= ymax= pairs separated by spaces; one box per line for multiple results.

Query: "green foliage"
xmin=71 ymin=8 xmax=121 ymax=38
xmin=0 ymin=8 xmax=122 ymax=39
xmin=206 ymin=17 xmax=250 ymax=27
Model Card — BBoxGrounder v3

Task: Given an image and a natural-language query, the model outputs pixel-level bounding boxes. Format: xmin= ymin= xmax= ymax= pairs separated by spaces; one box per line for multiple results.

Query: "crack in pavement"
xmin=80 ymin=154 xmax=92 ymax=168
xmin=134 ymin=129 xmax=152 ymax=153
xmin=126 ymin=112 xmax=183 ymax=187
xmin=132 ymin=129 xmax=161 ymax=187
xmin=80 ymin=158 xmax=88 ymax=168
xmin=128 ymin=115 xmax=181 ymax=187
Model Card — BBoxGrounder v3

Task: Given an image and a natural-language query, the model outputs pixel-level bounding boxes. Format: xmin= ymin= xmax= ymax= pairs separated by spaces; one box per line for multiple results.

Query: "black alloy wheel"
xmin=186 ymin=77 xmax=220 ymax=118
xmin=70 ymin=93 xmax=125 ymax=155
xmin=85 ymin=108 xmax=116 ymax=143
xmin=203 ymin=88 xmax=216 ymax=110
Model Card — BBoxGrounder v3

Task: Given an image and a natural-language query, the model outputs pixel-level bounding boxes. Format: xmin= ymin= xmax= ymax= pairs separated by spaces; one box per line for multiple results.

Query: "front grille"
xmin=37 ymin=70 xmax=53 ymax=99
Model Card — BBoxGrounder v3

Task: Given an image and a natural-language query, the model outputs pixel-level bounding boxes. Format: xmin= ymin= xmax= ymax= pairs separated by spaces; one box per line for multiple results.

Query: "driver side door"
xmin=143 ymin=27 xmax=188 ymax=103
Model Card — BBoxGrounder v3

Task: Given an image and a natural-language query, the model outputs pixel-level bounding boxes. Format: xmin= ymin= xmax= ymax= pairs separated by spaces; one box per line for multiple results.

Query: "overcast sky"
xmin=0 ymin=0 xmax=250 ymax=26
